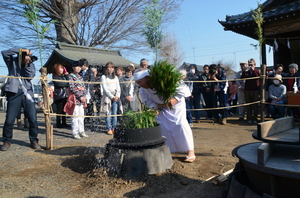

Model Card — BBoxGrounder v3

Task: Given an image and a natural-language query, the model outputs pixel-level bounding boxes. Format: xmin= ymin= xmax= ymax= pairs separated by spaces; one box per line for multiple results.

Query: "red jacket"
xmin=241 ymin=69 xmax=260 ymax=90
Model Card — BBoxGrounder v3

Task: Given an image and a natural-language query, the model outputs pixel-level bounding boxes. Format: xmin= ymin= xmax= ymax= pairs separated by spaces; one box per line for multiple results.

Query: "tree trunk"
xmin=52 ymin=0 xmax=83 ymax=44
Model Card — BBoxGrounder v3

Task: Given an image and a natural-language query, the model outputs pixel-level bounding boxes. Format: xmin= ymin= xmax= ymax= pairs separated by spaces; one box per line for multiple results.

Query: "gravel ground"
xmin=0 ymin=110 xmax=261 ymax=198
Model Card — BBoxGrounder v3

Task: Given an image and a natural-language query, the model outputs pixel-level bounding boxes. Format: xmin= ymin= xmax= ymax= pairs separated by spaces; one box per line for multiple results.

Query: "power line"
xmin=184 ymin=49 xmax=255 ymax=59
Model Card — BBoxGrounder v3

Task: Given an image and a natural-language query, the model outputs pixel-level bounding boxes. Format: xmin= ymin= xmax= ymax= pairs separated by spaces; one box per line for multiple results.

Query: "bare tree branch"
xmin=159 ymin=31 xmax=184 ymax=67
xmin=0 ymin=0 xmax=183 ymax=54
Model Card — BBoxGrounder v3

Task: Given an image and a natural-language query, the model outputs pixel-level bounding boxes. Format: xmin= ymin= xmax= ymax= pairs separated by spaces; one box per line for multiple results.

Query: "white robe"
xmin=140 ymin=83 xmax=194 ymax=153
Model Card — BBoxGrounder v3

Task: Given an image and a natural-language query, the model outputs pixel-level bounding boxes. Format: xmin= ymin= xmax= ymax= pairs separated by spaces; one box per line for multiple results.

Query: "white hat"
xmin=274 ymin=74 xmax=283 ymax=83
xmin=133 ymin=69 xmax=150 ymax=81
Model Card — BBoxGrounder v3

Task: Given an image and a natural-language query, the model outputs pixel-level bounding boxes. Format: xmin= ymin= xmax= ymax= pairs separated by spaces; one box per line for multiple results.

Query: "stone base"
xmin=104 ymin=143 xmax=173 ymax=178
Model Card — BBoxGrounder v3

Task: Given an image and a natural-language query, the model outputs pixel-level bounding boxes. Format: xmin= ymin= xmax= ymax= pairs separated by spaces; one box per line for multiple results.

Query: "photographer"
xmin=241 ymin=58 xmax=260 ymax=124
xmin=1 ymin=48 xmax=41 ymax=151
xmin=207 ymin=64 xmax=227 ymax=125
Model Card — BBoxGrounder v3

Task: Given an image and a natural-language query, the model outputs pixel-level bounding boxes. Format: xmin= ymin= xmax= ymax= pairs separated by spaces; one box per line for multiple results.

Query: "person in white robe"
xmin=134 ymin=69 xmax=196 ymax=162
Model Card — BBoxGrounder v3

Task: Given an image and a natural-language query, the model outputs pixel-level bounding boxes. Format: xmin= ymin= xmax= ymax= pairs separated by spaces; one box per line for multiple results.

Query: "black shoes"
xmin=1 ymin=142 xmax=42 ymax=151
xmin=31 ymin=142 xmax=42 ymax=150
xmin=1 ymin=142 xmax=11 ymax=151
xmin=57 ymin=123 xmax=70 ymax=128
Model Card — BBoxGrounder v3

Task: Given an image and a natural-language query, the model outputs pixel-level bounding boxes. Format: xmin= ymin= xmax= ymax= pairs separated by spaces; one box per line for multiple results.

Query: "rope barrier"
xmin=1 ymin=74 xmax=300 ymax=84
xmin=1 ymin=74 xmax=300 ymax=119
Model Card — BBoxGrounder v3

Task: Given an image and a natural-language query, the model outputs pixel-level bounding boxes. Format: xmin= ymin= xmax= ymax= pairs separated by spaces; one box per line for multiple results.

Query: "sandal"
xmin=107 ymin=130 xmax=114 ymax=135
xmin=184 ymin=155 xmax=196 ymax=163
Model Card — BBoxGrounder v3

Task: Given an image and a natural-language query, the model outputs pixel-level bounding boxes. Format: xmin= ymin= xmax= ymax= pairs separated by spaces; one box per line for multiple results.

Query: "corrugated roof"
xmin=43 ymin=43 xmax=138 ymax=74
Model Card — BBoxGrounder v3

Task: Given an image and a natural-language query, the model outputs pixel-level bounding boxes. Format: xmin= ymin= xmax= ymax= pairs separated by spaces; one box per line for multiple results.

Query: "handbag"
xmin=54 ymin=87 xmax=68 ymax=101
xmin=63 ymin=88 xmax=76 ymax=115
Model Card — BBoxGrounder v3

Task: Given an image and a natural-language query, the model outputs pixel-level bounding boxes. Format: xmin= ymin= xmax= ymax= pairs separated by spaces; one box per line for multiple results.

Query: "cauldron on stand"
xmin=103 ymin=125 xmax=173 ymax=178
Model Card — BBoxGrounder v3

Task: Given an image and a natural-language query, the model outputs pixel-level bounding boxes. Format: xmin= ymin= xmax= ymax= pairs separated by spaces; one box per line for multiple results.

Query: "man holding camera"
xmin=207 ymin=64 xmax=227 ymax=125
xmin=1 ymin=48 xmax=41 ymax=151
xmin=241 ymin=58 xmax=260 ymax=124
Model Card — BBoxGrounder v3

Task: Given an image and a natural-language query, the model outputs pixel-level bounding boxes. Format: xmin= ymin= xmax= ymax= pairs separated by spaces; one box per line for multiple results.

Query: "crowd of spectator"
xmin=181 ymin=59 xmax=300 ymax=125
xmin=51 ymin=57 xmax=300 ymax=140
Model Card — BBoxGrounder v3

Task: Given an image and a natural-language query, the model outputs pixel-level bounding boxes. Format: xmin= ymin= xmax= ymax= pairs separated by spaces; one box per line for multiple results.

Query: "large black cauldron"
xmin=103 ymin=125 xmax=173 ymax=177
xmin=112 ymin=125 xmax=165 ymax=148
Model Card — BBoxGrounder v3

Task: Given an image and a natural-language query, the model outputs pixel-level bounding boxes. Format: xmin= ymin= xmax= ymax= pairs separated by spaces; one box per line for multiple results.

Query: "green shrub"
xmin=123 ymin=106 xmax=158 ymax=129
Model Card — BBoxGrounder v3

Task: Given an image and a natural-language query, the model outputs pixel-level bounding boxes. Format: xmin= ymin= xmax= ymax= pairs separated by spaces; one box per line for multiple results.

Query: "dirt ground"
xmin=0 ymin=110 xmax=261 ymax=198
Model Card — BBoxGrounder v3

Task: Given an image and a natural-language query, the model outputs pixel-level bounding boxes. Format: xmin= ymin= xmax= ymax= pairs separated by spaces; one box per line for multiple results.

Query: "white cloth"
xmin=293 ymin=78 xmax=298 ymax=94
xmin=18 ymin=79 xmax=34 ymax=102
xmin=140 ymin=83 xmax=194 ymax=153
xmin=133 ymin=69 xmax=149 ymax=81
xmin=86 ymin=89 xmax=91 ymax=103
xmin=224 ymin=80 xmax=229 ymax=94
xmin=71 ymin=104 xmax=85 ymax=135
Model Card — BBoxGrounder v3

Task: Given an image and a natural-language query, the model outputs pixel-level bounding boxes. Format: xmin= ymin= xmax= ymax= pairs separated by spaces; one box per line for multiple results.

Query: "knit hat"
xmin=289 ymin=63 xmax=298 ymax=71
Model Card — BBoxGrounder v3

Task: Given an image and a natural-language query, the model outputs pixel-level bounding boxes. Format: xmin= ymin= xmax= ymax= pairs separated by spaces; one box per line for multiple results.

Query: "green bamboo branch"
xmin=19 ymin=0 xmax=52 ymax=68
xmin=251 ymin=1 xmax=264 ymax=65
xmin=142 ymin=0 xmax=165 ymax=62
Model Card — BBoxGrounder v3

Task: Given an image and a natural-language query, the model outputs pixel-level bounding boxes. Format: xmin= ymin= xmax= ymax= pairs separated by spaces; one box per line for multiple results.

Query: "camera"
xmin=209 ymin=64 xmax=218 ymax=75
xmin=209 ymin=68 xmax=217 ymax=75
xmin=29 ymin=55 xmax=38 ymax=62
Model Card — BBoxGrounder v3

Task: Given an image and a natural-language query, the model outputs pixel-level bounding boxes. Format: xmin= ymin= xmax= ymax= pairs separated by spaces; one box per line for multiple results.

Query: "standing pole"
xmin=260 ymin=39 xmax=267 ymax=122
xmin=40 ymin=67 xmax=53 ymax=149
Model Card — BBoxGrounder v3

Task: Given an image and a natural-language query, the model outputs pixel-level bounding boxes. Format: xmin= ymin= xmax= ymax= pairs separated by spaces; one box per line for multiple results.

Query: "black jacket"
xmin=187 ymin=72 xmax=202 ymax=95
xmin=81 ymin=68 xmax=95 ymax=97
xmin=53 ymin=74 xmax=69 ymax=88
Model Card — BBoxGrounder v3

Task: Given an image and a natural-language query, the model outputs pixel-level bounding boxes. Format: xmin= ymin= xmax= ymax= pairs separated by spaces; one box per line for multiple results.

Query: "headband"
xmin=133 ymin=69 xmax=150 ymax=81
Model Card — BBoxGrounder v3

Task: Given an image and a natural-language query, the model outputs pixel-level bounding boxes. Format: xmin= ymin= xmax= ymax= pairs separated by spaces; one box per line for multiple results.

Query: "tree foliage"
xmin=19 ymin=0 xmax=53 ymax=67
xmin=0 ymin=0 xmax=182 ymax=54
xmin=142 ymin=0 xmax=164 ymax=61
xmin=251 ymin=1 xmax=264 ymax=64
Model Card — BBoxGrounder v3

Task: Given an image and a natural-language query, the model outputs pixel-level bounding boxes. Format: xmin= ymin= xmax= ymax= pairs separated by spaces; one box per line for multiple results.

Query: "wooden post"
xmin=40 ymin=67 xmax=53 ymax=150
xmin=260 ymin=37 xmax=267 ymax=122
xmin=260 ymin=64 xmax=266 ymax=122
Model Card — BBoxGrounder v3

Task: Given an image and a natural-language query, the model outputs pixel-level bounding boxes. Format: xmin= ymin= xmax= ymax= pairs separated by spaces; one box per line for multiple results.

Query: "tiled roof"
xmin=219 ymin=0 xmax=300 ymax=26
xmin=43 ymin=43 xmax=138 ymax=74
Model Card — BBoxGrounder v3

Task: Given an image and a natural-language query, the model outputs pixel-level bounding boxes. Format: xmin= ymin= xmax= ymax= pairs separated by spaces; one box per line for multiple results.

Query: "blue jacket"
xmin=1 ymin=48 xmax=36 ymax=95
